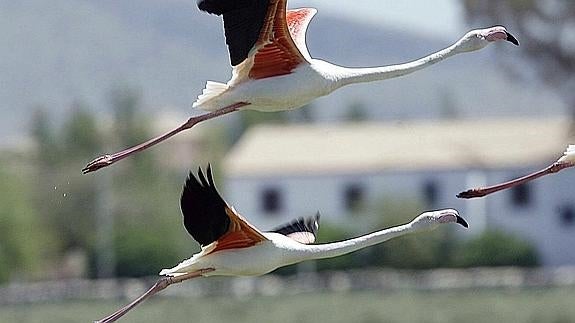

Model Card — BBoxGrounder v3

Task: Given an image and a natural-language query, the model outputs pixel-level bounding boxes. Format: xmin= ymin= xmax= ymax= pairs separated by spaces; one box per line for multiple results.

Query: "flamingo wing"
xmin=285 ymin=8 xmax=317 ymax=61
xmin=180 ymin=165 xmax=268 ymax=248
xmin=197 ymin=0 xmax=271 ymax=66
xmin=198 ymin=0 xmax=316 ymax=80
xmin=247 ymin=0 xmax=309 ymax=79
xmin=271 ymin=212 xmax=320 ymax=244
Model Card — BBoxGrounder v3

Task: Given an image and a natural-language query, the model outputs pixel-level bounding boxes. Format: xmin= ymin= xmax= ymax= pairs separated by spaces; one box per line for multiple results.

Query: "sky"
xmin=291 ymin=0 xmax=465 ymax=39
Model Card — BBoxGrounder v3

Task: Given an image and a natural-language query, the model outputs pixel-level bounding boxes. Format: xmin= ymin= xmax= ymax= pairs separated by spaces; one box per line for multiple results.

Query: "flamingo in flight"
xmin=95 ymin=166 xmax=468 ymax=322
xmin=83 ymin=0 xmax=519 ymax=174
xmin=458 ymin=145 xmax=575 ymax=199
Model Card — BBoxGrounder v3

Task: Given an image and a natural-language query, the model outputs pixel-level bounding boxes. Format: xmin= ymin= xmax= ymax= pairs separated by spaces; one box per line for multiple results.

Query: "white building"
xmin=222 ymin=118 xmax=575 ymax=266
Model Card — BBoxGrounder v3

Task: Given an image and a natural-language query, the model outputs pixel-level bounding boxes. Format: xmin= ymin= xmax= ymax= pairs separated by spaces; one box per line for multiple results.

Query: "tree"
xmin=463 ymin=0 xmax=575 ymax=132
xmin=452 ymin=230 xmax=538 ymax=267
xmin=343 ymin=101 xmax=368 ymax=122
xmin=62 ymin=101 xmax=102 ymax=158
xmin=30 ymin=108 xmax=59 ymax=167
xmin=103 ymin=87 xmax=189 ymax=278
xmin=0 ymin=170 xmax=48 ymax=282
xmin=367 ymin=197 xmax=458 ymax=269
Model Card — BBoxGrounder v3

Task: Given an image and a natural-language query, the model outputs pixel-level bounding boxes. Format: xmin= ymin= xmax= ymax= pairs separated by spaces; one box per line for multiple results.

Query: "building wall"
xmin=225 ymin=167 xmax=575 ymax=266
xmin=484 ymin=167 xmax=575 ymax=266
xmin=224 ymin=170 xmax=471 ymax=230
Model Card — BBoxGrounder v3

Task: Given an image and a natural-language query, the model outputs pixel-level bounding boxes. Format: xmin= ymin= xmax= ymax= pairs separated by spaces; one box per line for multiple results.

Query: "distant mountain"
xmin=0 ymin=0 xmax=565 ymax=141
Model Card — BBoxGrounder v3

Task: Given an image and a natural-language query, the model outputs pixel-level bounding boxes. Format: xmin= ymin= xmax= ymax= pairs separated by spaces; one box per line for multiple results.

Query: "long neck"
xmin=299 ymin=223 xmax=417 ymax=261
xmin=333 ymin=43 xmax=460 ymax=88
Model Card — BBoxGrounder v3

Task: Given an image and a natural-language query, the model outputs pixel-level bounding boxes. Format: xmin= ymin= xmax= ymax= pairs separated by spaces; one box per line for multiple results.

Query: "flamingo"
xmin=95 ymin=166 xmax=468 ymax=322
xmin=82 ymin=0 xmax=519 ymax=174
xmin=457 ymin=145 xmax=575 ymax=199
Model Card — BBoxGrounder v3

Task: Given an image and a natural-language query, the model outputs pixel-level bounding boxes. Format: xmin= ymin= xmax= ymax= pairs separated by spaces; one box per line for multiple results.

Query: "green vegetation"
xmin=0 ymin=170 xmax=47 ymax=283
xmin=16 ymin=88 xmax=193 ymax=280
xmin=313 ymin=197 xmax=539 ymax=271
xmin=453 ymin=230 xmax=539 ymax=267
xmin=1 ymin=288 xmax=575 ymax=323
xmin=0 ymin=85 xmax=541 ymax=283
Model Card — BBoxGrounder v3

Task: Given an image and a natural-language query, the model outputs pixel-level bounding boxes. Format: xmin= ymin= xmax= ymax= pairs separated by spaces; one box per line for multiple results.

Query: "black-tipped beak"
xmin=456 ymin=215 xmax=469 ymax=228
xmin=506 ymin=32 xmax=519 ymax=46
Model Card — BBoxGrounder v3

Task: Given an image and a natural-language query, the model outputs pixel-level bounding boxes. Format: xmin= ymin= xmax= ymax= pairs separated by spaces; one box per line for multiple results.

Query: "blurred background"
xmin=1 ymin=0 xmax=575 ymax=322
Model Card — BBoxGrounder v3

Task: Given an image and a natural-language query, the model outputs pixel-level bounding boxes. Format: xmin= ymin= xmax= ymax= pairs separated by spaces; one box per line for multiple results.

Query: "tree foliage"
xmin=0 ymin=170 xmax=48 ymax=282
xmin=308 ymin=196 xmax=539 ymax=271
xmin=452 ymin=230 xmax=539 ymax=267
xmin=26 ymin=88 xmax=190 ymax=280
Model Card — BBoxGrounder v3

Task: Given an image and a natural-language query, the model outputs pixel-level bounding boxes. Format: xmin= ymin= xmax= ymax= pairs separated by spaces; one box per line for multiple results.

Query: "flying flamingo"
xmin=95 ymin=166 xmax=468 ymax=322
xmin=458 ymin=145 xmax=575 ymax=199
xmin=83 ymin=0 xmax=519 ymax=174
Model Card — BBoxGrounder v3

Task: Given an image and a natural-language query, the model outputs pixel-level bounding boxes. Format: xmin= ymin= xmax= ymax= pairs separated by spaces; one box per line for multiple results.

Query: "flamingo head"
xmin=409 ymin=209 xmax=468 ymax=232
xmin=455 ymin=26 xmax=519 ymax=53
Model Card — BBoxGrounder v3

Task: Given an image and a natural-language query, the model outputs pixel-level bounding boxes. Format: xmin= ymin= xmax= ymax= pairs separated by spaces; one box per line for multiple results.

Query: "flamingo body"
xmin=196 ymin=61 xmax=337 ymax=112
xmin=194 ymin=6 xmax=328 ymax=112
xmin=82 ymin=1 xmax=519 ymax=173
xmin=161 ymin=232 xmax=306 ymax=277
xmin=559 ymin=145 xmax=575 ymax=163
xmin=95 ymin=166 xmax=468 ymax=322
xmin=192 ymin=1 xmax=518 ymax=114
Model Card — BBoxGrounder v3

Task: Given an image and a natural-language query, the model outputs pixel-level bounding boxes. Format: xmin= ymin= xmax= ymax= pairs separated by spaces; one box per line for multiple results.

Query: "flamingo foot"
xmin=456 ymin=188 xmax=486 ymax=199
xmin=83 ymin=155 xmax=114 ymax=174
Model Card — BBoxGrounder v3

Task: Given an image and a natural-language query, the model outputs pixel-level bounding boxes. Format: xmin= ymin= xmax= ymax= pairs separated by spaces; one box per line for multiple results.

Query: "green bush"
xmin=113 ymin=227 xmax=185 ymax=277
xmin=0 ymin=170 xmax=49 ymax=283
xmin=314 ymin=222 xmax=363 ymax=271
xmin=452 ymin=230 xmax=539 ymax=267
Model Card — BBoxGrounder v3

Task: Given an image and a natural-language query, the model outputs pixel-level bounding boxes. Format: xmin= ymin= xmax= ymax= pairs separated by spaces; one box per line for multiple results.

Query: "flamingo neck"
xmin=299 ymin=222 xmax=417 ymax=261
xmin=333 ymin=43 xmax=460 ymax=88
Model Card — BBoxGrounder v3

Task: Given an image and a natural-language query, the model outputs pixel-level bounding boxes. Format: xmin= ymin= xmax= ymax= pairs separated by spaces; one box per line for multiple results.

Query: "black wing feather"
xmin=180 ymin=166 xmax=230 ymax=246
xmin=197 ymin=0 xmax=271 ymax=66
xmin=271 ymin=212 xmax=320 ymax=240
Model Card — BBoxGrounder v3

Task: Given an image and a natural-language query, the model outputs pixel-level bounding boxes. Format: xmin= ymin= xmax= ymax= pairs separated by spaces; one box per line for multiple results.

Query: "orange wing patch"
xmin=208 ymin=207 xmax=268 ymax=254
xmin=249 ymin=0 xmax=307 ymax=80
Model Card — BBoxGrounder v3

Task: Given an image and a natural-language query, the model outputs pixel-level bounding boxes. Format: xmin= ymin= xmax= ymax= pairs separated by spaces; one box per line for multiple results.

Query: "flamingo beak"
xmin=456 ymin=215 xmax=469 ymax=228
xmin=505 ymin=32 xmax=519 ymax=46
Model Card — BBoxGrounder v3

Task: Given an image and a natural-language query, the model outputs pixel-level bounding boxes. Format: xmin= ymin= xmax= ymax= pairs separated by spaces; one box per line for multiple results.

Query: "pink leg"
xmin=95 ymin=268 xmax=214 ymax=323
xmin=82 ymin=102 xmax=248 ymax=174
xmin=457 ymin=161 xmax=574 ymax=199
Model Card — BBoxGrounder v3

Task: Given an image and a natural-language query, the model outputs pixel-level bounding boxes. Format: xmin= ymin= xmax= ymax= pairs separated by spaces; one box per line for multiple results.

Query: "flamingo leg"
xmin=457 ymin=161 xmax=574 ymax=199
xmin=82 ymin=102 xmax=249 ymax=174
xmin=95 ymin=268 xmax=214 ymax=323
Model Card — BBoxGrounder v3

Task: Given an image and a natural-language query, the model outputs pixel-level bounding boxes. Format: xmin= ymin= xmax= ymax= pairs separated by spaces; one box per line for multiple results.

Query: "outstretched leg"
xmin=95 ymin=268 xmax=214 ymax=323
xmin=83 ymin=102 xmax=248 ymax=174
xmin=457 ymin=161 xmax=574 ymax=199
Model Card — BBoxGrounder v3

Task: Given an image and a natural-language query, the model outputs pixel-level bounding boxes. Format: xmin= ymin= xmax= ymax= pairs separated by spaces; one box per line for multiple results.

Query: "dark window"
xmin=510 ymin=183 xmax=531 ymax=207
xmin=422 ymin=180 xmax=439 ymax=206
xmin=344 ymin=184 xmax=364 ymax=212
xmin=261 ymin=187 xmax=282 ymax=214
xmin=559 ymin=206 xmax=575 ymax=226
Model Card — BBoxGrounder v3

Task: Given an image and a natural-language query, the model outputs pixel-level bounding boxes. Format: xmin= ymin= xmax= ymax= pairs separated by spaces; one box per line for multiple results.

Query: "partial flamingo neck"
xmin=331 ymin=42 xmax=460 ymax=88
xmin=299 ymin=223 xmax=416 ymax=261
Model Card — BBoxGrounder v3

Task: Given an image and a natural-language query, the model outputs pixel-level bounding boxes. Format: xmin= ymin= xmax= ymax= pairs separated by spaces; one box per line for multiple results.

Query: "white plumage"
xmin=83 ymin=2 xmax=518 ymax=174
xmin=95 ymin=167 xmax=467 ymax=322
xmin=558 ymin=145 xmax=575 ymax=164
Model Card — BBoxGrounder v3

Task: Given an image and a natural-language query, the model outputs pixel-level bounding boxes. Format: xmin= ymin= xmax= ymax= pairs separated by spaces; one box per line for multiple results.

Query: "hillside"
xmin=0 ymin=0 xmax=565 ymax=141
